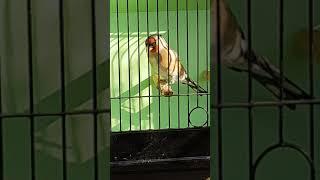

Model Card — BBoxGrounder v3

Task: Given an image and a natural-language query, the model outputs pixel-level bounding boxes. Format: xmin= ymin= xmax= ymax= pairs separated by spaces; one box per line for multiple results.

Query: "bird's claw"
xmin=162 ymin=90 xmax=173 ymax=96
xmin=160 ymin=84 xmax=173 ymax=97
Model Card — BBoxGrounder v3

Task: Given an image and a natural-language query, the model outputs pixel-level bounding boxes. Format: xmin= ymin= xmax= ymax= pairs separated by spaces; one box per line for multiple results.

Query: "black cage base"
xmin=111 ymin=127 xmax=210 ymax=179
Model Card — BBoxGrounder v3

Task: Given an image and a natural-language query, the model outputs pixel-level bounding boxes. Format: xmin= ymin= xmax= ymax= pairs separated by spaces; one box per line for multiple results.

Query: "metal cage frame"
xmin=211 ymin=0 xmax=319 ymax=180
xmin=0 ymin=0 xmax=319 ymax=179
xmin=0 ymin=0 xmax=109 ymax=179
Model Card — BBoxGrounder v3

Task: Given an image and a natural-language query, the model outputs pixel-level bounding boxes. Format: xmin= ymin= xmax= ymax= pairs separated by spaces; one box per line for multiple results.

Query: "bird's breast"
xmin=148 ymin=55 xmax=171 ymax=79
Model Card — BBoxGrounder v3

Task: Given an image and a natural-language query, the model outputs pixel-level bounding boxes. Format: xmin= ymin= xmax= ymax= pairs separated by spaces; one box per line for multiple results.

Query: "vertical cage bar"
xmin=106 ymin=0 xmax=110 ymax=177
xmin=156 ymin=0 xmax=161 ymax=129
xmin=214 ymin=0 xmax=223 ymax=179
xmin=308 ymin=0 xmax=315 ymax=160
xmin=186 ymin=0 xmax=190 ymax=128
xmin=205 ymin=0 xmax=209 ymax=127
xmin=26 ymin=0 xmax=36 ymax=178
xmin=0 ymin=57 xmax=3 ymax=180
xmin=90 ymin=0 xmax=98 ymax=178
xmin=58 ymin=0 xmax=67 ymax=178
xmin=166 ymin=0 xmax=171 ymax=128
xmin=126 ymin=0 xmax=132 ymax=131
xmin=176 ymin=0 xmax=180 ymax=127
xmin=196 ymin=0 xmax=199 ymax=105
xmin=137 ymin=0 xmax=142 ymax=130
xmin=278 ymin=0 xmax=284 ymax=144
xmin=246 ymin=0 xmax=254 ymax=179
xmin=308 ymin=0 xmax=315 ymax=179
xmin=116 ymin=0 xmax=122 ymax=131
xmin=146 ymin=0 xmax=151 ymax=130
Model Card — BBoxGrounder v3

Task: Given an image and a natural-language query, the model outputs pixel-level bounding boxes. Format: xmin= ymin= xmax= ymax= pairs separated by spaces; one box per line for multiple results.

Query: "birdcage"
xmin=109 ymin=0 xmax=211 ymax=179
xmin=1 ymin=0 xmax=320 ymax=179
xmin=211 ymin=0 xmax=320 ymax=180
xmin=0 ymin=0 xmax=109 ymax=179
xmin=109 ymin=0 xmax=211 ymax=131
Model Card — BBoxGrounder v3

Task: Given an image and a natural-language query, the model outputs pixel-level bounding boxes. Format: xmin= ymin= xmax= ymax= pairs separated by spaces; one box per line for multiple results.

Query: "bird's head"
xmin=145 ymin=34 xmax=168 ymax=55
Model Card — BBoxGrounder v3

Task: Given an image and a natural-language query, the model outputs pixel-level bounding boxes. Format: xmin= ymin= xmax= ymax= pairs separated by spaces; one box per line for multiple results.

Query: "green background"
xmin=109 ymin=0 xmax=211 ymax=131
xmin=1 ymin=0 xmax=320 ymax=179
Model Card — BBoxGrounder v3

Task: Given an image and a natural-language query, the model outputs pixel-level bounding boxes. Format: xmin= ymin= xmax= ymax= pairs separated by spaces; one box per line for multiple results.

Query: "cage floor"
xmin=111 ymin=170 xmax=210 ymax=180
xmin=111 ymin=127 xmax=210 ymax=179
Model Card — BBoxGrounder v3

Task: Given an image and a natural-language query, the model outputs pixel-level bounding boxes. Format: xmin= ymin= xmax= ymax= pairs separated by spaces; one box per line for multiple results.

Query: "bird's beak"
xmin=148 ymin=45 xmax=154 ymax=51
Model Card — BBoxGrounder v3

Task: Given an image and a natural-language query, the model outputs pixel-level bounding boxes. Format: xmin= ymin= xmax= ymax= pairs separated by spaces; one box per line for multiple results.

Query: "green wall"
xmin=110 ymin=0 xmax=211 ymax=131
xmin=110 ymin=0 xmax=209 ymax=13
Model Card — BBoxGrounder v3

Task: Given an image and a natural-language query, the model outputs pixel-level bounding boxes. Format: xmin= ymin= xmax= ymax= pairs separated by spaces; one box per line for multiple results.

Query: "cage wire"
xmin=0 ymin=0 xmax=109 ymax=179
xmin=110 ymin=0 xmax=211 ymax=132
xmin=1 ymin=0 xmax=320 ymax=179
xmin=211 ymin=0 xmax=319 ymax=180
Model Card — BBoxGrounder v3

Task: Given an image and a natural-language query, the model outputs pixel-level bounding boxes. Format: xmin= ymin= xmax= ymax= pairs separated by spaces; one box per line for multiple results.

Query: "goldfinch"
xmin=145 ymin=34 xmax=207 ymax=96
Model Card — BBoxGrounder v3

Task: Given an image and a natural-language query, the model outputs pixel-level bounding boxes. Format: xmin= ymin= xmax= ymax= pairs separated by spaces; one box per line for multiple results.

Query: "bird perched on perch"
xmin=145 ymin=34 xmax=207 ymax=96
xmin=211 ymin=0 xmax=312 ymax=110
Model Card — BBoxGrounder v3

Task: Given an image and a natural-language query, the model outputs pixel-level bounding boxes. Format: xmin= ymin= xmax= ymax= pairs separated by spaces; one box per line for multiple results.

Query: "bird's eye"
xmin=152 ymin=42 xmax=156 ymax=46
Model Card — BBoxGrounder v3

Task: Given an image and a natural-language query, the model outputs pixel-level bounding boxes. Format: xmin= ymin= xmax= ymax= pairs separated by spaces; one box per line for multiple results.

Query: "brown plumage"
xmin=211 ymin=0 xmax=312 ymax=110
xmin=145 ymin=34 xmax=207 ymax=96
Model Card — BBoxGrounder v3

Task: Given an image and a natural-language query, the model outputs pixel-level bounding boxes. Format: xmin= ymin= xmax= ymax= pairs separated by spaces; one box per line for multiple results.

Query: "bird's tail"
xmin=184 ymin=77 xmax=208 ymax=95
xmin=247 ymin=53 xmax=312 ymax=110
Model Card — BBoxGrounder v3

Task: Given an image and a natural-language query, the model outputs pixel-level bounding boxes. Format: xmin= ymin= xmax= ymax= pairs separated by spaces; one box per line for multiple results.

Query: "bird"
xmin=145 ymin=34 xmax=207 ymax=96
xmin=211 ymin=0 xmax=312 ymax=110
